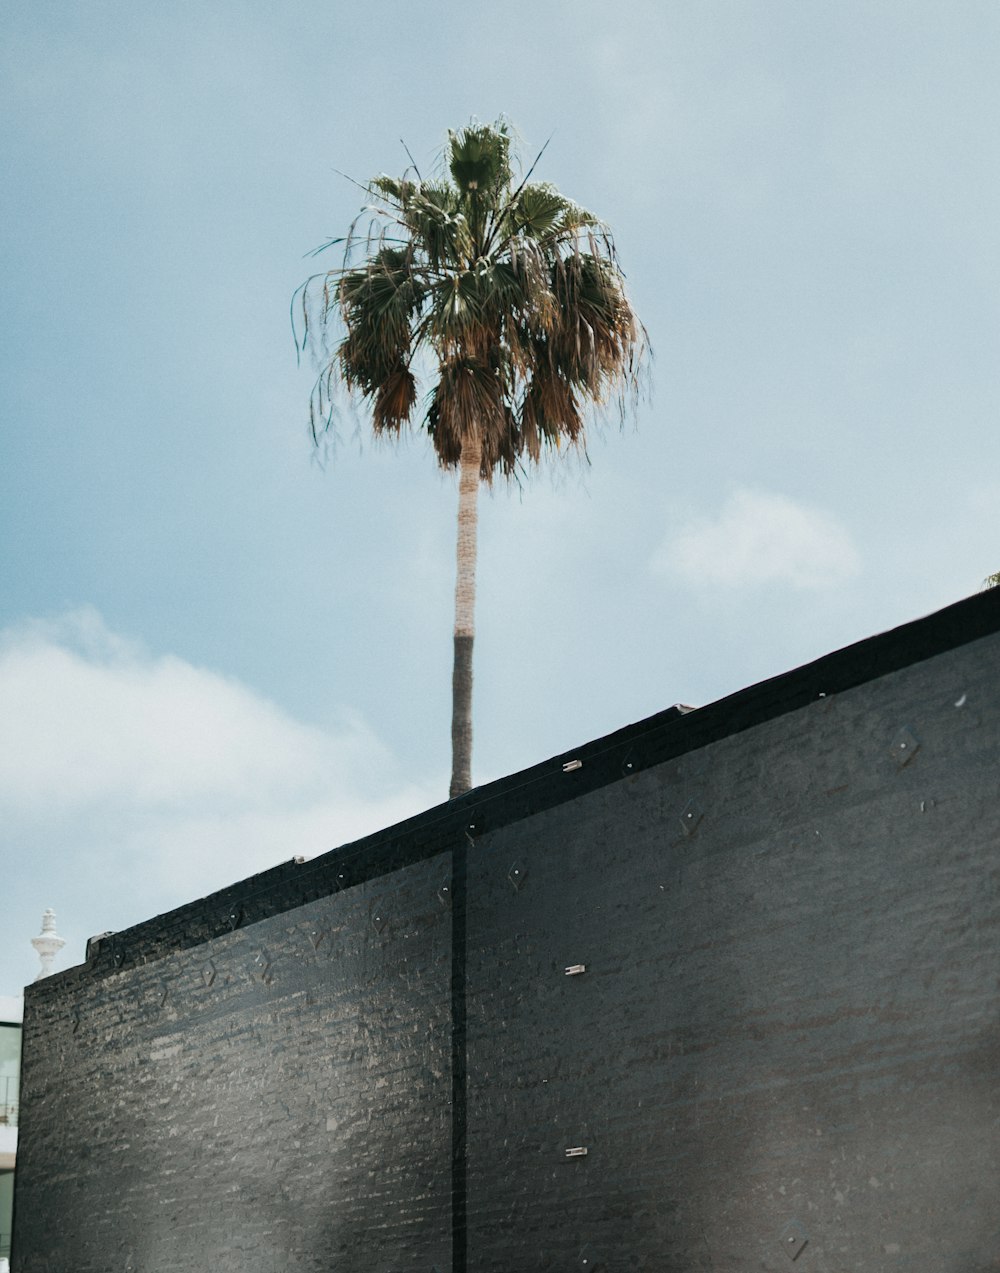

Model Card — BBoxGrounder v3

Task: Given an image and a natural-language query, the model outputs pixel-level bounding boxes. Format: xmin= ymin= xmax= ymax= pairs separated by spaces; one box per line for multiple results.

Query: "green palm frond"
xmin=511 ymin=183 xmax=572 ymax=241
xmin=337 ymin=249 xmax=424 ymax=397
xmin=448 ymin=122 xmax=512 ymax=196
xmin=369 ymin=175 xmax=419 ymax=204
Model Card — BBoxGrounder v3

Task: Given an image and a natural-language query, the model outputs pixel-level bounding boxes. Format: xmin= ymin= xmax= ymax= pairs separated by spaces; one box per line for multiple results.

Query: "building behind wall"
xmin=0 ymin=996 xmax=22 ymax=1266
xmin=12 ymin=589 xmax=1000 ymax=1272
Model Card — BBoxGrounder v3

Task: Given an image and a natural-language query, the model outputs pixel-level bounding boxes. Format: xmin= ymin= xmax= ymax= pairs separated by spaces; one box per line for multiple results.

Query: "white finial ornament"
xmin=31 ymin=908 xmax=66 ymax=981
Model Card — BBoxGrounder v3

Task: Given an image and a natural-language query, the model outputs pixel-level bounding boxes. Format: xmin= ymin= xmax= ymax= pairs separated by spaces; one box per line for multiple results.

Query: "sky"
xmin=2 ymin=0 xmax=999 ymax=991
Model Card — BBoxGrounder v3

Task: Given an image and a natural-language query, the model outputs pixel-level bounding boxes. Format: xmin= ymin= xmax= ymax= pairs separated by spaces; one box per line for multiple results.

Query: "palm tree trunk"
xmin=450 ymin=433 xmax=481 ymax=797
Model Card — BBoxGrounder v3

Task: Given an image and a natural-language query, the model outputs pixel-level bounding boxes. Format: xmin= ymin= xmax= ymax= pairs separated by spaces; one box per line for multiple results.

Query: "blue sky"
xmin=3 ymin=0 xmax=999 ymax=989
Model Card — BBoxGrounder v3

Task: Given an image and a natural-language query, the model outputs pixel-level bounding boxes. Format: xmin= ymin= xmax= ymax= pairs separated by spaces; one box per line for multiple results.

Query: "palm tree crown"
xmin=295 ymin=119 xmax=647 ymax=796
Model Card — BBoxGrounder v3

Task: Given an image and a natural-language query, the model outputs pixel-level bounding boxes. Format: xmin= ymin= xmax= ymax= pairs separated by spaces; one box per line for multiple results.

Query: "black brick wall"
xmin=13 ymin=592 xmax=1000 ymax=1271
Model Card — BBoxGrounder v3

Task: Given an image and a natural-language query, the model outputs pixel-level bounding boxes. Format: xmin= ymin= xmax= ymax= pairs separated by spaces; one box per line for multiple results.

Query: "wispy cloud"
xmin=0 ymin=610 xmax=439 ymax=978
xmin=653 ymin=488 xmax=862 ymax=591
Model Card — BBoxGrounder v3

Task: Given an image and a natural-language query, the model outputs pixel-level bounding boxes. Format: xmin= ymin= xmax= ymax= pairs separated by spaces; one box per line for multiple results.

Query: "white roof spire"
xmin=31 ymin=907 xmax=66 ymax=982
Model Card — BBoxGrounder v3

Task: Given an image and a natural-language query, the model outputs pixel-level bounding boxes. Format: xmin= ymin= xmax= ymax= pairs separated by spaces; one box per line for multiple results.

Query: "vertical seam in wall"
xmin=451 ymin=840 xmax=468 ymax=1273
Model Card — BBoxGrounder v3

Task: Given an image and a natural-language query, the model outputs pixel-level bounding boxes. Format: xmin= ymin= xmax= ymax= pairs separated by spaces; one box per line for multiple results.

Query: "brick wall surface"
xmin=13 ymin=593 xmax=1000 ymax=1272
xmin=463 ymin=633 xmax=1000 ymax=1270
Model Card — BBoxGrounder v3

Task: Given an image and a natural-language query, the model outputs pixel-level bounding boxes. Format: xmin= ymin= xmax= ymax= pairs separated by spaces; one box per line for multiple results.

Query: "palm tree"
xmin=295 ymin=119 xmax=647 ymax=798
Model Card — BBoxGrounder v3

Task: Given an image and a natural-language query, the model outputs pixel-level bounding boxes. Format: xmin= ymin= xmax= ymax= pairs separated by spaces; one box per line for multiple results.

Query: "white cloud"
xmin=653 ymin=488 xmax=862 ymax=591
xmin=0 ymin=610 xmax=440 ymax=981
